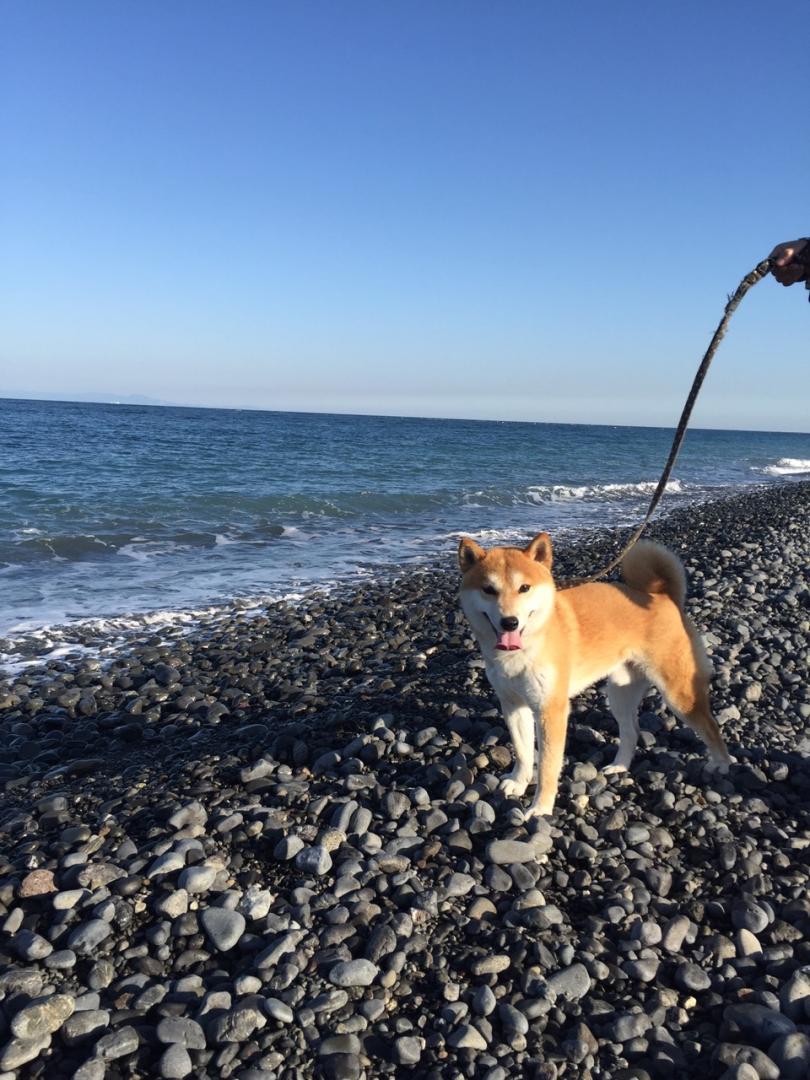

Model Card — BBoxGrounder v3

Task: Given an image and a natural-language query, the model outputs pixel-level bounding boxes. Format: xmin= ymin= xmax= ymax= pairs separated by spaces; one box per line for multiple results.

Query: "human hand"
xmin=769 ymin=238 xmax=809 ymax=285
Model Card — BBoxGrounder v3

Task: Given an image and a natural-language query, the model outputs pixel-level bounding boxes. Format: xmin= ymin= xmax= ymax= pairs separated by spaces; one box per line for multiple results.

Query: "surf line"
xmin=560 ymin=247 xmax=810 ymax=588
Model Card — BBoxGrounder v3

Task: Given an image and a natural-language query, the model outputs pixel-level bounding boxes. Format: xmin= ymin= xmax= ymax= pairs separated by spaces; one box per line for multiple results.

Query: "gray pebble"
xmin=329 ymin=959 xmax=379 ymax=987
xmin=200 ymin=906 xmax=246 ymax=951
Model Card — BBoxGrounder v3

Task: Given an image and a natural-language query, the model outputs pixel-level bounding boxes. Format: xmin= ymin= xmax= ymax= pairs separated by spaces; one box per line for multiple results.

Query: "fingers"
xmin=769 ymin=239 xmax=808 ymax=285
xmin=773 ymin=264 xmax=806 ymax=286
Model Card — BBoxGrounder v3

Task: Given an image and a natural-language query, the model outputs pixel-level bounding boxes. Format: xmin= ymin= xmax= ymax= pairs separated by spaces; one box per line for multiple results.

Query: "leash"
xmin=559 ymin=251 xmax=805 ymax=588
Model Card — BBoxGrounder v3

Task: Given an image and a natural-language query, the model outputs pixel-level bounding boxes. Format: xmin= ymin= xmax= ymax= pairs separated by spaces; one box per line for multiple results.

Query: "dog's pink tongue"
xmin=496 ymin=630 xmax=523 ymax=651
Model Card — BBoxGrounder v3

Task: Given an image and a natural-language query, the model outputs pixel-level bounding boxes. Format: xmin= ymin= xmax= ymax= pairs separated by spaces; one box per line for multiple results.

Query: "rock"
xmin=609 ymin=1012 xmax=652 ymax=1042
xmin=95 ymin=1025 xmax=140 ymax=1060
xmin=264 ymin=998 xmax=294 ymax=1023
xmin=295 ymin=844 xmax=333 ymax=876
xmin=328 ymin=959 xmax=379 ymax=987
xmin=200 ymin=907 xmax=246 ymax=951
xmin=780 ymin=967 xmax=810 ymax=1021
xmin=209 ymin=1006 xmax=266 ymax=1043
xmin=768 ymin=1032 xmax=810 ymax=1080
xmin=661 ymin=914 xmax=691 ymax=953
xmin=18 ymin=869 xmax=56 ymax=897
xmin=393 ymin=1036 xmax=422 ymax=1065
xmin=675 ymin=962 xmax=711 ymax=992
xmin=12 ymin=929 xmax=53 ymax=961
xmin=62 ymin=1010 xmax=110 ymax=1045
xmin=732 ymin=899 xmax=770 ymax=933
xmin=712 ymin=1042 xmax=780 ymax=1079
xmin=486 ymin=837 xmax=552 ymax=864
xmin=156 ymin=1016 xmax=206 ymax=1049
xmin=547 ymin=964 xmax=592 ymax=1002
xmin=472 ymin=985 xmax=497 ymax=1016
xmin=178 ymin=864 xmax=217 ymax=893
xmin=67 ymin=918 xmax=112 ymax=955
xmin=498 ymin=1003 xmax=529 ymax=1036
xmin=0 ymin=1035 xmax=51 ymax=1071
xmin=723 ymin=1003 xmax=796 ymax=1045
xmin=159 ymin=1044 xmax=193 ymax=1078
xmin=11 ymin=994 xmax=75 ymax=1039
xmin=447 ymin=1024 xmax=488 ymax=1050
xmin=470 ymin=954 xmax=511 ymax=976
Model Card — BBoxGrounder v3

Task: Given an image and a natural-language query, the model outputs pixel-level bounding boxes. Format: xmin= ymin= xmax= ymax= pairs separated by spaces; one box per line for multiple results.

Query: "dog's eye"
xmin=518 ymin=584 xmax=531 ymax=593
xmin=482 ymin=584 xmax=498 ymax=596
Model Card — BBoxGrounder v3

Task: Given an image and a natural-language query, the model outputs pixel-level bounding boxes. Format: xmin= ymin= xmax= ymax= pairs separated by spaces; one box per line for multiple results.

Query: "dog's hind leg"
xmin=500 ymin=705 xmax=535 ymax=797
xmin=647 ymin=622 xmax=732 ymax=770
xmin=654 ymin=666 xmax=731 ymax=770
xmin=604 ymin=664 xmax=650 ymax=774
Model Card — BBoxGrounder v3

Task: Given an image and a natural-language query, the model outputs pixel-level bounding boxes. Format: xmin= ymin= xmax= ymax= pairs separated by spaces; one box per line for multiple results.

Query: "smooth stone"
xmin=393 ymin=1035 xmax=422 ymax=1065
xmin=675 ymin=962 xmax=712 ymax=992
xmin=12 ymin=930 xmax=53 ymax=960
xmin=547 ymin=964 xmax=592 ymax=1001
xmin=470 ymin=955 xmax=511 ymax=976
xmin=486 ymin=837 xmax=551 ymax=864
xmin=95 ymin=1025 xmax=140 ymax=1059
xmin=712 ymin=1042 xmax=780 ymax=1079
xmin=11 ymin=994 xmax=75 ymax=1039
xmin=67 ymin=918 xmax=112 ymax=955
xmin=662 ymin=915 xmax=691 ymax=953
xmin=498 ymin=1003 xmax=529 ymax=1036
xmin=723 ymin=1003 xmax=796 ymax=1045
xmin=62 ymin=1010 xmax=110 ymax=1045
xmin=178 ymin=864 xmax=217 ymax=893
xmin=447 ymin=1024 xmax=488 ymax=1050
xmin=295 ymin=845 xmax=333 ymax=876
xmin=473 ymin=985 xmax=497 ymax=1016
xmin=200 ymin=907 xmax=246 ymax=952
xmin=156 ymin=1016 xmax=206 ymax=1049
xmin=160 ymin=1044 xmax=193 ymax=1078
xmin=328 ymin=959 xmax=379 ymax=987
xmin=0 ymin=1035 xmax=51 ymax=1071
xmin=264 ymin=998 xmax=294 ymax=1023
xmin=768 ymin=1032 xmax=810 ymax=1080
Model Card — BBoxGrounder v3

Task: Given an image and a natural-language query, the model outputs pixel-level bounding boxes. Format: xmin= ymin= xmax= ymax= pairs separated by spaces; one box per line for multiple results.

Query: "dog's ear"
xmin=524 ymin=531 xmax=552 ymax=569
xmin=458 ymin=536 xmax=485 ymax=573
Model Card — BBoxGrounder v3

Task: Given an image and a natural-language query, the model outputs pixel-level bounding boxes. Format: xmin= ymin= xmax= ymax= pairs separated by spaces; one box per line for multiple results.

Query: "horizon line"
xmin=1 ymin=392 xmax=808 ymax=438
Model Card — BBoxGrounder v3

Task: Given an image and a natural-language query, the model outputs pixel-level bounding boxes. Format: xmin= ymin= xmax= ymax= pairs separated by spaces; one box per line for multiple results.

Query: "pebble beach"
xmin=1 ymin=481 xmax=809 ymax=1080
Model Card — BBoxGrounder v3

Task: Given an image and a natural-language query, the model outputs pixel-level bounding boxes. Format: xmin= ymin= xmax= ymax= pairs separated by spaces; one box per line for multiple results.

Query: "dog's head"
xmin=457 ymin=532 xmax=556 ymax=653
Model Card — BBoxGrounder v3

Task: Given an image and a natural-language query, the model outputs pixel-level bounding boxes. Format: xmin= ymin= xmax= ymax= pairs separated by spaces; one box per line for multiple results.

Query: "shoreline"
xmin=0 ymin=481 xmax=809 ymax=1077
xmin=1 ymin=476 xmax=806 ymax=681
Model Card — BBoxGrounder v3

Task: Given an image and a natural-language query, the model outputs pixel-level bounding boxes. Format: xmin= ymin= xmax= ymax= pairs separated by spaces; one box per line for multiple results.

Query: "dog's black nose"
xmin=500 ymin=616 xmax=519 ymax=631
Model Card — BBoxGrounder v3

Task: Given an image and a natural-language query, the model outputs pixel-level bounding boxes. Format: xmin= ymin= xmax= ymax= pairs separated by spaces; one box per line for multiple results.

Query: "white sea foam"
xmin=759 ymin=458 xmax=810 ymax=476
xmin=528 ymin=479 xmax=685 ymax=502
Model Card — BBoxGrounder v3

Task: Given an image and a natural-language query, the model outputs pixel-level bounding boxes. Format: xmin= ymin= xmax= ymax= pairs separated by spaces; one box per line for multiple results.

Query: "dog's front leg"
xmin=527 ymin=694 xmax=570 ymax=817
xmin=499 ymin=704 xmax=535 ymax=797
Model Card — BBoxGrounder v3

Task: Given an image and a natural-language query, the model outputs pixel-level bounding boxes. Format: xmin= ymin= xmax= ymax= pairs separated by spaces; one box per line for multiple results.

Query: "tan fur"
xmin=458 ymin=532 xmax=731 ymax=816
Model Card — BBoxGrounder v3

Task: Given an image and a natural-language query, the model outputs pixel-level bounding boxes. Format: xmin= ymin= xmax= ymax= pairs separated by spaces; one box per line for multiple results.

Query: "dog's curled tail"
xmin=621 ymin=540 xmax=687 ymax=609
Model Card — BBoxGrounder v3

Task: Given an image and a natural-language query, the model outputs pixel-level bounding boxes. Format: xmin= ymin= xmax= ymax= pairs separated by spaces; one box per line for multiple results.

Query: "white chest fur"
xmin=485 ymin=652 xmax=551 ymax=710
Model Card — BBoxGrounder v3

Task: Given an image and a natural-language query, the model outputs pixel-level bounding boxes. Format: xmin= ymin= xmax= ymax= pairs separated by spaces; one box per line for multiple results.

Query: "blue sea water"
xmin=1 ymin=397 xmax=809 ymax=666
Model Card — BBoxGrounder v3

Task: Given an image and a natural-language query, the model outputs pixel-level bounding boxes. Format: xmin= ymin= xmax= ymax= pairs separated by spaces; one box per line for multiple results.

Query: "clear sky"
xmin=2 ymin=1 xmax=808 ymax=430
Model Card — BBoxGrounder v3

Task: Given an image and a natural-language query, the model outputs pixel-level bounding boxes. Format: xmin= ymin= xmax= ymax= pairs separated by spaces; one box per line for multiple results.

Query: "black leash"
xmin=560 ymin=249 xmax=808 ymax=588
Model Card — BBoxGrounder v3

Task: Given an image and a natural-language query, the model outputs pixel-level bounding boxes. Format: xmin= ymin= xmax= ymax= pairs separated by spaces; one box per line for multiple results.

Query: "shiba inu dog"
xmin=458 ymin=532 xmax=731 ymax=816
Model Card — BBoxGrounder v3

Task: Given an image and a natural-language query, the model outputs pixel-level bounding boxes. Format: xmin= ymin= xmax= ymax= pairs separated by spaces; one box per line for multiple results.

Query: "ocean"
xmin=2 ymin=397 xmax=809 ymax=671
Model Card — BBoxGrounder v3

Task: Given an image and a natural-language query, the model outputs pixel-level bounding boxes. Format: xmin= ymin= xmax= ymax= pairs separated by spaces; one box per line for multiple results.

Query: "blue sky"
xmin=1 ymin=1 xmax=808 ymax=430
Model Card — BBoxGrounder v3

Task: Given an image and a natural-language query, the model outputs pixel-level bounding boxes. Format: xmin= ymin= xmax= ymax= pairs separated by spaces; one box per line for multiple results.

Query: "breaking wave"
xmin=759 ymin=458 xmax=810 ymax=476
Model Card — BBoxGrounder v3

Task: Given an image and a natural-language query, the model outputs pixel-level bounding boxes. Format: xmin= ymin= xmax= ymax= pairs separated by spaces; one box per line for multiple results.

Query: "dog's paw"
xmin=526 ymin=800 xmax=555 ymax=819
xmin=500 ymin=774 xmax=529 ymax=798
xmin=602 ymin=762 xmax=629 ymax=776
